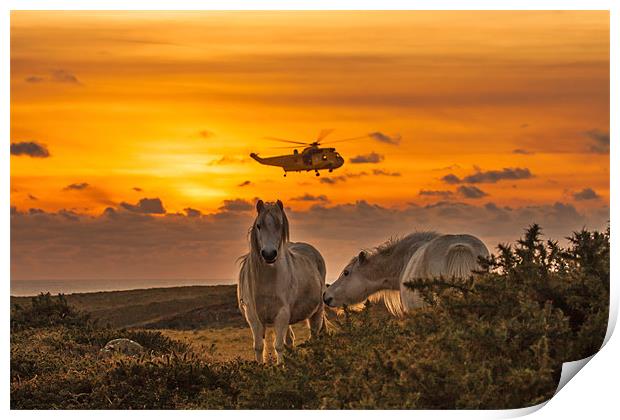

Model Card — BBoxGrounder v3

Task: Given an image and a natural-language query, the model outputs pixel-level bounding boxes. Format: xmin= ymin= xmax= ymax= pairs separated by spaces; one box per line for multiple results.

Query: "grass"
xmin=159 ymin=324 xmax=312 ymax=362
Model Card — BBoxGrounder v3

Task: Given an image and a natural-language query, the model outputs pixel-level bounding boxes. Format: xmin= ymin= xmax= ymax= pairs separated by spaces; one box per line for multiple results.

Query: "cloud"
xmin=238 ymin=180 xmax=252 ymax=187
xmin=319 ymin=172 xmax=365 ymax=184
xmin=320 ymin=169 xmax=399 ymax=184
xmin=419 ymin=190 xmax=454 ymax=199
xmin=10 ymin=200 xmax=609 ymax=282
xmin=432 ymin=164 xmax=461 ymax=172
xmin=463 ymin=168 xmax=533 ymax=184
xmin=10 ymin=141 xmax=50 ymax=158
xmin=513 ymin=149 xmax=534 ymax=155
xmin=291 ymin=194 xmax=329 ymax=203
xmin=25 ymin=70 xmax=81 ymax=85
xmin=208 ymin=155 xmax=249 ymax=165
xmin=219 ymin=198 xmax=253 ymax=212
xmin=63 ymin=182 xmax=90 ymax=191
xmin=442 ymin=168 xmax=533 ymax=184
xmin=368 ymin=132 xmax=401 ymax=145
xmin=320 ymin=177 xmax=343 ymax=185
xmin=120 ymin=198 xmax=166 ymax=214
xmin=349 ymin=152 xmax=384 ymax=164
xmin=290 ymin=200 xmax=601 ymax=245
xmin=25 ymin=76 xmax=44 ymax=83
xmin=11 ymin=206 xmax=256 ymax=281
xmin=573 ymin=188 xmax=600 ymax=201
xmin=372 ymin=169 xmax=401 ymax=177
xmin=585 ymin=129 xmax=610 ymax=154
xmin=58 ymin=209 xmax=80 ymax=221
xmin=457 ymin=185 xmax=488 ymax=199
xmin=24 ymin=69 xmax=82 ymax=85
xmin=184 ymin=207 xmax=202 ymax=217
xmin=441 ymin=174 xmax=461 ymax=184
xmin=50 ymin=69 xmax=80 ymax=84
xmin=345 ymin=171 xmax=368 ymax=178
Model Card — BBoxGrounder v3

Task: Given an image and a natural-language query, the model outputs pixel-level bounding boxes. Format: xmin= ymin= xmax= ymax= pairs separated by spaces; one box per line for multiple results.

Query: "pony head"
xmin=323 ymin=250 xmax=386 ymax=307
xmin=251 ymin=199 xmax=289 ymax=264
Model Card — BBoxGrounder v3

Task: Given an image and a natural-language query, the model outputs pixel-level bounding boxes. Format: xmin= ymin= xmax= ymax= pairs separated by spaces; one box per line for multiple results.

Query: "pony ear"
xmin=358 ymin=251 xmax=367 ymax=264
xmin=276 ymin=199 xmax=284 ymax=211
xmin=256 ymin=200 xmax=264 ymax=213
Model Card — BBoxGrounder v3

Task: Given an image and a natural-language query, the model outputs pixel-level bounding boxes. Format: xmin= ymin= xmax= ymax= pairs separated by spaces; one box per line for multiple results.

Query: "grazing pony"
xmin=323 ymin=232 xmax=489 ymax=316
xmin=238 ymin=199 xmax=326 ymax=363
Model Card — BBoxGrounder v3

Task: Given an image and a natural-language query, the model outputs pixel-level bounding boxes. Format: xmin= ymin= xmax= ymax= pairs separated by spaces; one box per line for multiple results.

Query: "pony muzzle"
xmin=260 ymin=248 xmax=278 ymax=264
xmin=322 ymin=291 xmax=336 ymax=307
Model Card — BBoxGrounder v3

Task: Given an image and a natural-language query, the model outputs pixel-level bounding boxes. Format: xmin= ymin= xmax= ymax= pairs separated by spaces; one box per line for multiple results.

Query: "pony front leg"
xmin=273 ymin=308 xmax=291 ymax=364
xmin=249 ymin=319 xmax=266 ymax=363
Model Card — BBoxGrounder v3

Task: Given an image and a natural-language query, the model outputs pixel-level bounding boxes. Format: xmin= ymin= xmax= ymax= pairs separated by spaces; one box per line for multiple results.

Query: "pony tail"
xmin=445 ymin=243 xmax=477 ymax=278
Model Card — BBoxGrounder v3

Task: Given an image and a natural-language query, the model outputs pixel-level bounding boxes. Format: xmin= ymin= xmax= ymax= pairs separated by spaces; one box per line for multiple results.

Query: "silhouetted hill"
xmin=11 ymin=285 xmax=244 ymax=329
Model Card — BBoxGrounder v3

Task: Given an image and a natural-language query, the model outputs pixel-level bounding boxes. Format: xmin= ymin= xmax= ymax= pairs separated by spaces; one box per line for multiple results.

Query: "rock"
xmin=101 ymin=338 xmax=144 ymax=355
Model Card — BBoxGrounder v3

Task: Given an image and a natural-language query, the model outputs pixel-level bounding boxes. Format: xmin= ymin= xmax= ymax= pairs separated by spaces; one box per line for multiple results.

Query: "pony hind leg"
xmin=307 ymin=304 xmax=325 ymax=338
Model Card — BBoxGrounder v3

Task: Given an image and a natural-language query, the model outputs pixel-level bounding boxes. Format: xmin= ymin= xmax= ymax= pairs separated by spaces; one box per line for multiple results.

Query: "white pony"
xmin=238 ymin=199 xmax=326 ymax=363
xmin=323 ymin=232 xmax=489 ymax=316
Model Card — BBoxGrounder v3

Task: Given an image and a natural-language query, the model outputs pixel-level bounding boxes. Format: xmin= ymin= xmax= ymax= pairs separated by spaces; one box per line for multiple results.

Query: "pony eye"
xmin=343 ymin=270 xmax=349 ymax=276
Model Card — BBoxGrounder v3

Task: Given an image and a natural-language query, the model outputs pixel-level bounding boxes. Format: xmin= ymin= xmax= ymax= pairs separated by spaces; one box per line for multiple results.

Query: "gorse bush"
xmin=10 ymin=225 xmax=609 ymax=409
xmin=10 ymin=292 xmax=91 ymax=331
xmin=407 ymin=224 xmax=609 ymax=361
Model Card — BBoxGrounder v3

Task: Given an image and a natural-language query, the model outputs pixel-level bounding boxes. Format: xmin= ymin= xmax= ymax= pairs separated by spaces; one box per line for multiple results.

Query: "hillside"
xmin=10 ymin=285 xmax=245 ymax=329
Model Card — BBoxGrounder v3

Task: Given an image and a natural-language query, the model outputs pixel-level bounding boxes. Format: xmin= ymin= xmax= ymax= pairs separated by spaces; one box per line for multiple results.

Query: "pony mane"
xmin=362 ymin=231 xmax=438 ymax=317
xmin=370 ymin=231 xmax=438 ymax=257
xmin=368 ymin=289 xmax=406 ymax=317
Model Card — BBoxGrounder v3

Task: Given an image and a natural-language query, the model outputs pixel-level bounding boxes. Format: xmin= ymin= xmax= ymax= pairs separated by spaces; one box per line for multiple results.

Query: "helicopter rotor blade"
xmin=316 ymin=128 xmax=335 ymax=142
xmin=322 ymin=135 xmax=370 ymax=145
xmin=263 ymin=136 xmax=310 ymax=146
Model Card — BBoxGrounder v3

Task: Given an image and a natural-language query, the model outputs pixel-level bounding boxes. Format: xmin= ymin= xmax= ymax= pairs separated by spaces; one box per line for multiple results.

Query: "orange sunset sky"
xmin=10 ymin=11 xmax=609 ymax=286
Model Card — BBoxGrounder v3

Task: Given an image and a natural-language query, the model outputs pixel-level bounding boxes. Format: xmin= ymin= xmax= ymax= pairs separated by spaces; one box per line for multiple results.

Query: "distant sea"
xmin=10 ymin=279 xmax=234 ymax=297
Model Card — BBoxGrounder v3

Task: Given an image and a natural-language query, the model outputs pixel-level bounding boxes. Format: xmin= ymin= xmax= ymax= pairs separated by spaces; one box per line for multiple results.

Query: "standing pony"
xmin=323 ymin=232 xmax=489 ymax=316
xmin=238 ymin=199 xmax=326 ymax=363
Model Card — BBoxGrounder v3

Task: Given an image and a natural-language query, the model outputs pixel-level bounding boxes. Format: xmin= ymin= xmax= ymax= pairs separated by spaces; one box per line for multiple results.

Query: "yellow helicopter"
xmin=250 ymin=129 xmax=364 ymax=177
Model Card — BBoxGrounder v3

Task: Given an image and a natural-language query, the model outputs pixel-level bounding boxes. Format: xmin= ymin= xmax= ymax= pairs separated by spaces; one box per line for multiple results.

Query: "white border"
xmin=0 ymin=0 xmax=617 ymax=10
xmin=2 ymin=2 xmax=616 ymax=419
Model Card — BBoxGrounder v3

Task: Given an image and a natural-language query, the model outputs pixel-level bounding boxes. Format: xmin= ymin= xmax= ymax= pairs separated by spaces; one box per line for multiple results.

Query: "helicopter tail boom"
xmin=249 ymin=153 xmax=265 ymax=163
xmin=250 ymin=153 xmax=283 ymax=167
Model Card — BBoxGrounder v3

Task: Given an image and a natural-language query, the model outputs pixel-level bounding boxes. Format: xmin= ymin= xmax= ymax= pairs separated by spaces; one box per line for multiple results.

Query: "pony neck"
xmin=378 ymin=273 xmax=401 ymax=291
xmin=365 ymin=255 xmax=404 ymax=291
